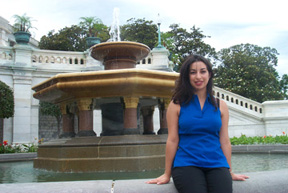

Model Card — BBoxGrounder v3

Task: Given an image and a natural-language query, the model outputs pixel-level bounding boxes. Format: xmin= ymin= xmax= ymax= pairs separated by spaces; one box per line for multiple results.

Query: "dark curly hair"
xmin=172 ymin=54 xmax=217 ymax=109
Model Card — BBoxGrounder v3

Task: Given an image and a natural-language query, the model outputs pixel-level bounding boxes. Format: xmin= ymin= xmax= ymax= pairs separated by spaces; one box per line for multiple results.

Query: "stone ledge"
xmin=0 ymin=169 xmax=287 ymax=193
xmin=232 ymin=144 xmax=288 ymax=153
xmin=0 ymin=153 xmax=37 ymax=162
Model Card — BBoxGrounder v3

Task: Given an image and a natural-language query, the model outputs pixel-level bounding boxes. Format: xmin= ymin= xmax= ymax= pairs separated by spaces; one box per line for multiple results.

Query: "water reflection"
xmin=1 ymin=154 xmax=287 ymax=183
xmin=231 ymin=154 xmax=288 ymax=173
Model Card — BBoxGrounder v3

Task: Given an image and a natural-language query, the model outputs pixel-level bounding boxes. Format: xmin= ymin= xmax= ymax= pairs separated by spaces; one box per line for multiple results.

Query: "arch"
xmin=231 ymin=97 xmax=234 ymax=103
xmin=44 ymin=56 xmax=49 ymax=63
xmin=69 ymin=58 xmax=73 ymax=64
xmin=80 ymin=59 xmax=84 ymax=65
xmin=32 ymin=55 xmax=37 ymax=63
xmin=39 ymin=56 xmax=43 ymax=63
xmin=63 ymin=57 xmax=67 ymax=64
xmin=148 ymin=58 xmax=151 ymax=64
xmin=74 ymin=58 xmax=78 ymax=65
xmin=56 ymin=57 xmax=61 ymax=63
xmin=51 ymin=56 xmax=55 ymax=63
xmin=142 ymin=59 xmax=146 ymax=64
xmin=226 ymin=96 xmax=229 ymax=101
xmin=8 ymin=53 xmax=12 ymax=60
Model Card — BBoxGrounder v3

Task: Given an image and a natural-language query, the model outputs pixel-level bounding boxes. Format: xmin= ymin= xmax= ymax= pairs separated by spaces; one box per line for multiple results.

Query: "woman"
xmin=147 ymin=55 xmax=248 ymax=193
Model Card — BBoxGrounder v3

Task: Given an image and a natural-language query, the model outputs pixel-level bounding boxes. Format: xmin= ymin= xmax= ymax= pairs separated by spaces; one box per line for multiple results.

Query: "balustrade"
xmin=137 ymin=53 xmax=152 ymax=65
xmin=0 ymin=46 xmax=160 ymax=67
xmin=214 ymin=87 xmax=263 ymax=115
xmin=31 ymin=49 xmax=86 ymax=66
xmin=0 ymin=46 xmax=13 ymax=61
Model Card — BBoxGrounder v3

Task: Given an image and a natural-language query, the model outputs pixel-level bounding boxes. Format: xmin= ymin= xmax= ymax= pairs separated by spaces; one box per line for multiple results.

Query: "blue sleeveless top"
xmin=173 ymin=95 xmax=230 ymax=169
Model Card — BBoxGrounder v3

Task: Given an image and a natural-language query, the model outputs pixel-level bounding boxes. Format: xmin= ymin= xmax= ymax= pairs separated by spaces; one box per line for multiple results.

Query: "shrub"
xmin=0 ymin=81 xmax=14 ymax=118
xmin=230 ymin=132 xmax=288 ymax=145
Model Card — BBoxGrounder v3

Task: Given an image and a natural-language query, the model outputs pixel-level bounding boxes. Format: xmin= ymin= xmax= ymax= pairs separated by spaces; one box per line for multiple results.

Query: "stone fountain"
xmin=32 ymin=40 xmax=179 ymax=172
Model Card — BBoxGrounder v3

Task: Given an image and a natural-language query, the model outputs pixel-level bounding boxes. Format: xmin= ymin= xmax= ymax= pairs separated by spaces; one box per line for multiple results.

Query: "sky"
xmin=1 ymin=0 xmax=288 ymax=75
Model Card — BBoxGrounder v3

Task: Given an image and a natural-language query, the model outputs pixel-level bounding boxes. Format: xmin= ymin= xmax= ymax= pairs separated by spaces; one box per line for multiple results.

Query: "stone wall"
xmin=38 ymin=114 xmax=61 ymax=142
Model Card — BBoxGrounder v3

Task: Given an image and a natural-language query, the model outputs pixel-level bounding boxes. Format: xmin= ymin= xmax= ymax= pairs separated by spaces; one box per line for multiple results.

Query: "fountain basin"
xmin=34 ymin=135 xmax=167 ymax=172
xmin=32 ymin=69 xmax=179 ymax=103
xmin=90 ymin=41 xmax=150 ymax=70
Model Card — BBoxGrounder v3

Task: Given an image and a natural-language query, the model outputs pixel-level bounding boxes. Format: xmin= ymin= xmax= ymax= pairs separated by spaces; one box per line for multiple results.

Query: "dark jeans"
xmin=172 ymin=166 xmax=232 ymax=193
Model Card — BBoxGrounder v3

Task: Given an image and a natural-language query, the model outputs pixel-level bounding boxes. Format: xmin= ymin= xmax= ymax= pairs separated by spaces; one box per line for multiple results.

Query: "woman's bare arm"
xmin=219 ymin=99 xmax=249 ymax=181
xmin=146 ymin=101 xmax=180 ymax=184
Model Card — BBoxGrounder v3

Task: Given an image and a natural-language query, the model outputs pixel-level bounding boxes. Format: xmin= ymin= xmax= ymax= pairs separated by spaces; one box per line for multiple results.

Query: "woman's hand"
xmin=231 ymin=172 xmax=249 ymax=181
xmin=146 ymin=174 xmax=171 ymax=185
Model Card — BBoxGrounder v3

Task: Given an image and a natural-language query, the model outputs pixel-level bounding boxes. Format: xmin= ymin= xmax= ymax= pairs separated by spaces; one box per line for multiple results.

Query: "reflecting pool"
xmin=0 ymin=154 xmax=287 ymax=183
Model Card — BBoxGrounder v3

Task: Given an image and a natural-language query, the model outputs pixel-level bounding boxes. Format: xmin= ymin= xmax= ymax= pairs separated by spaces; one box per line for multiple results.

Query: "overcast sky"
xmin=1 ymin=0 xmax=287 ymax=75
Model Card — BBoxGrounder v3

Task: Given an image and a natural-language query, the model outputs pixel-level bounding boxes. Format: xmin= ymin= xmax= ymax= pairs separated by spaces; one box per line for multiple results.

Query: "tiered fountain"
xmin=32 ymin=10 xmax=178 ymax=172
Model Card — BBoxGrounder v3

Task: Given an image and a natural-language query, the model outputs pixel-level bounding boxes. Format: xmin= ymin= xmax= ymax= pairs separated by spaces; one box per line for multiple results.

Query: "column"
xmin=77 ymin=98 xmax=96 ymax=137
xmin=12 ymin=44 xmax=35 ymax=143
xmin=123 ymin=97 xmax=140 ymax=135
xmin=157 ymin=98 xmax=170 ymax=134
xmin=59 ymin=103 xmax=75 ymax=138
xmin=12 ymin=74 xmax=33 ymax=143
xmin=141 ymin=106 xmax=155 ymax=135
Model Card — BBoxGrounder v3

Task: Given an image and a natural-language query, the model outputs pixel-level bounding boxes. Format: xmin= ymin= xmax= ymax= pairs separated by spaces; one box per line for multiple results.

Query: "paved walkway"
xmin=1 ymin=169 xmax=287 ymax=193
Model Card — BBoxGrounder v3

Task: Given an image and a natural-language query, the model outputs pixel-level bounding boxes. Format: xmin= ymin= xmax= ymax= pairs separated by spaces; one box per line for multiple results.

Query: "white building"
xmin=0 ymin=16 xmax=287 ymax=144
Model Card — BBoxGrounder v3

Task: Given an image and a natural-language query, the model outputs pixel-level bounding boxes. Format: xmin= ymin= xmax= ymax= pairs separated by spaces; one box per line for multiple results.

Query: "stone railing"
xmin=0 ymin=46 xmax=13 ymax=61
xmin=214 ymin=86 xmax=263 ymax=117
xmin=138 ymin=53 xmax=153 ymax=65
xmin=32 ymin=49 xmax=87 ymax=66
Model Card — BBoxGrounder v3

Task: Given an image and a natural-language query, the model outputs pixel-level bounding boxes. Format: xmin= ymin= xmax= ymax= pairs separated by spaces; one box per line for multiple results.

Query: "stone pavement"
xmin=1 ymin=169 xmax=287 ymax=193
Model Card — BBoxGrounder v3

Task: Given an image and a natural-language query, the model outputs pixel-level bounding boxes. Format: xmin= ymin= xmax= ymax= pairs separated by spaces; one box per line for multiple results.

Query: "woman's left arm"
xmin=219 ymin=99 xmax=249 ymax=181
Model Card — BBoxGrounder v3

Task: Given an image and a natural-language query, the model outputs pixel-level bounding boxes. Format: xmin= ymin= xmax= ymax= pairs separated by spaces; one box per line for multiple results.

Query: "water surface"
xmin=0 ymin=154 xmax=287 ymax=183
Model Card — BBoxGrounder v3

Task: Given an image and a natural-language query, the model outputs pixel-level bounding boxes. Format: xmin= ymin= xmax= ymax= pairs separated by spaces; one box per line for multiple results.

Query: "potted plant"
xmin=12 ymin=13 xmax=35 ymax=44
xmin=79 ymin=16 xmax=106 ymax=48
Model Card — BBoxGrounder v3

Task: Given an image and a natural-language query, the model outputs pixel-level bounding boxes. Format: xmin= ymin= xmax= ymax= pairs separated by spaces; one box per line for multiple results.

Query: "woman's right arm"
xmin=146 ymin=101 xmax=180 ymax=184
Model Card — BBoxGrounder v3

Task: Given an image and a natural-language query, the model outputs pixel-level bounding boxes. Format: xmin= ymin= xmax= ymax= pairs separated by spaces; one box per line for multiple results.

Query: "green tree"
xmin=39 ymin=23 xmax=110 ymax=51
xmin=120 ymin=18 xmax=158 ymax=49
xmin=39 ymin=25 xmax=87 ymax=51
xmin=79 ymin=16 xmax=102 ymax=37
xmin=0 ymin=81 xmax=14 ymax=144
xmin=280 ymin=74 xmax=288 ymax=99
xmin=0 ymin=81 xmax=14 ymax=119
xmin=166 ymin=24 xmax=217 ymax=70
xmin=79 ymin=16 xmax=109 ymax=40
xmin=215 ymin=43 xmax=283 ymax=102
